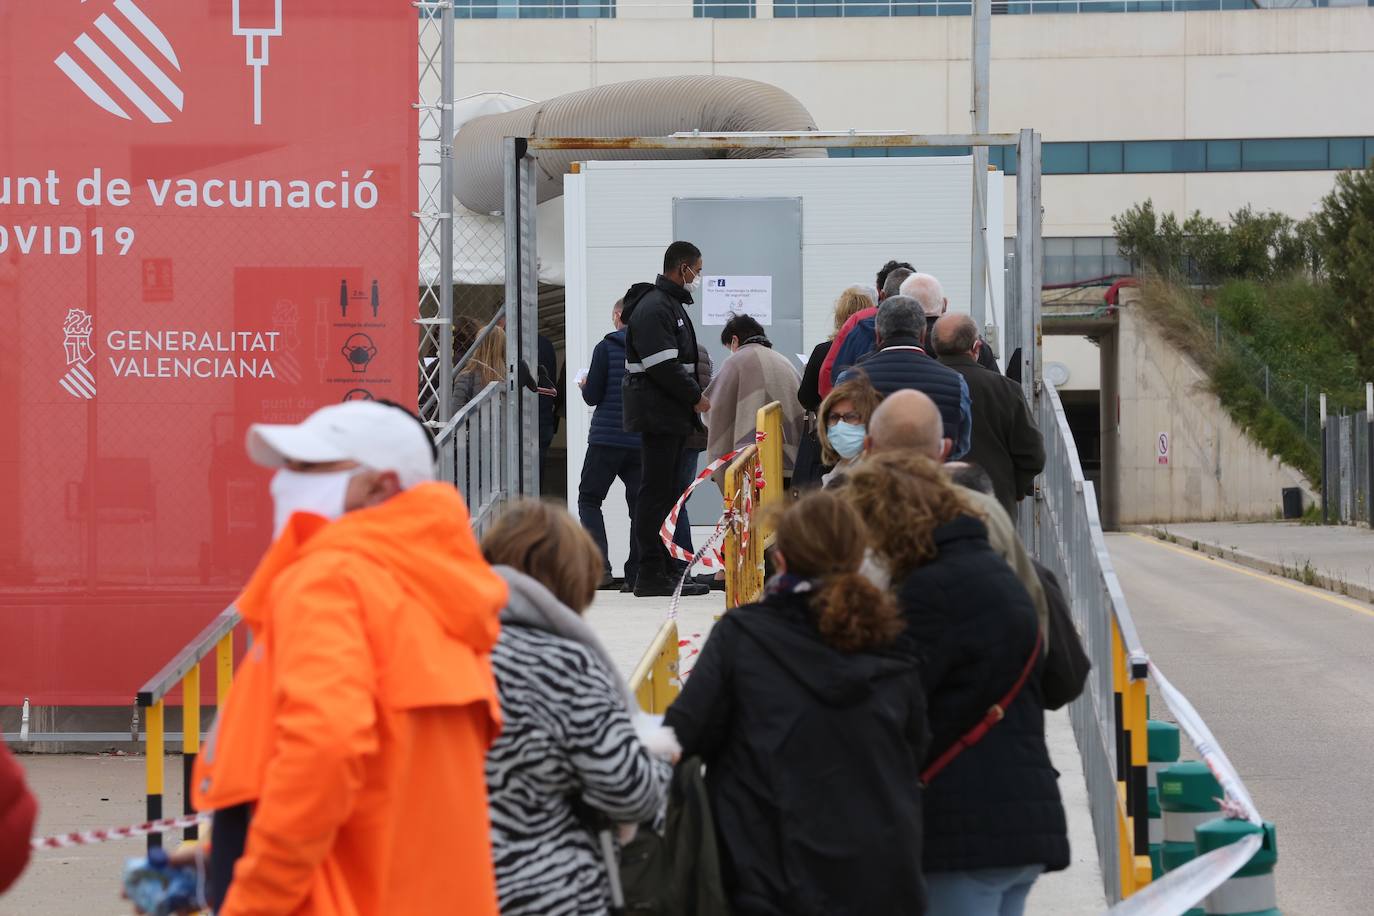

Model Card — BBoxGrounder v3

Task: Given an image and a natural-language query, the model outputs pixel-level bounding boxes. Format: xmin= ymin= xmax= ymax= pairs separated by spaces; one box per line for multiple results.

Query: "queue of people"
xmin=10 ymin=248 xmax=1075 ymax=916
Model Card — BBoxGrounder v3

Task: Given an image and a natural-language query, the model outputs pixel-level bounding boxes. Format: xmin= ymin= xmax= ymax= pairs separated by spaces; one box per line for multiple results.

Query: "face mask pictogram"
xmin=341 ymin=333 xmax=377 ymax=373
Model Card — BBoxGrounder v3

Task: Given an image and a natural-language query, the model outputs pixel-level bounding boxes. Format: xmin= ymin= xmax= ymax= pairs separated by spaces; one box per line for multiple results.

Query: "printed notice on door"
xmin=702 ymin=275 xmax=773 ymax=326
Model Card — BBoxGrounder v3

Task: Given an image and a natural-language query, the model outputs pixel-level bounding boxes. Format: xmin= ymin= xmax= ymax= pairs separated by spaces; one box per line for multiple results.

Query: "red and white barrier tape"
xmin=1105 ymin=660 xmax=1263 ymax=916
xmin=659 ymin=432 xmax=767 ymax=571
xmin=31 ymin=812 xmax=207 ymax=851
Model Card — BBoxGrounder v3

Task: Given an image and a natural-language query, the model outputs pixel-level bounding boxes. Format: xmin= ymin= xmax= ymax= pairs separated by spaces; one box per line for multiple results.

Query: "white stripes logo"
xmin=54 ymin=0 xmax=184 ymax=125
xmin=61 ymin=309 xmax=97 ymax=401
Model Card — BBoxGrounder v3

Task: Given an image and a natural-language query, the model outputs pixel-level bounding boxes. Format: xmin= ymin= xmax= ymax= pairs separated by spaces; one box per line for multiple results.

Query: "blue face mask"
xmin=828 ymin=422 xmax=866 ymax=460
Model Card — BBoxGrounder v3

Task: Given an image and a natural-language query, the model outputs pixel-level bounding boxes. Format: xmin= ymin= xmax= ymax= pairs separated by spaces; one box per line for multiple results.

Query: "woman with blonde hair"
xmin=793 ymin=285 xmax=879 ymax=491
xmin=664 ymin=489 xmax=928 ymax=915
xmin=841 ymin=453 xmax=1068 ymax=916
xmin=816 ymin=372 xmax=883 ymax=485
xmin=454 ymin=323 xmax=507 ymax=409
xmin=481 ymin=501 xmax=670 ymax=915
xmin=798 ymin=285 xmax=878 ymax=412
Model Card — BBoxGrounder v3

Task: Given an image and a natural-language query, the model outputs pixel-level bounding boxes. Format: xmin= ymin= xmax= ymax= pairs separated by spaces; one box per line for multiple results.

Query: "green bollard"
xmin=1148 ymin=787 xmax=1163 ymax=878
xmin=1196 ymin=820 xmax=1280 ymax=916
xmin=1159 ymin=761 xmax=1221 ymax=916
xmin=1147 ymin=720 xmax=1180 ymax=878
xmin=1148 ymin=720 xmax=1182 ymax=788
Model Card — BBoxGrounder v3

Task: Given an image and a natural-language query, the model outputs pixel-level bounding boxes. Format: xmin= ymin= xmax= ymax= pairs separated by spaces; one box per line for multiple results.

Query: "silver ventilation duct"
xmin=453 ymin=76 xmax=821 ymax=214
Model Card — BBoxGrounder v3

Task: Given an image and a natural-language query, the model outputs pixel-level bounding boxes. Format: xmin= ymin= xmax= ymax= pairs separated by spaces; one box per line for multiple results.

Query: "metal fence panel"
xmin=1037 ymin=380 xmax=1153 ymax=903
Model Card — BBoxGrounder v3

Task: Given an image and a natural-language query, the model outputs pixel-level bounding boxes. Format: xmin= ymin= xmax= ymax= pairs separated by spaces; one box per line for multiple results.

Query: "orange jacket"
xmin=192 ymin=483 xmax=506 ymax=916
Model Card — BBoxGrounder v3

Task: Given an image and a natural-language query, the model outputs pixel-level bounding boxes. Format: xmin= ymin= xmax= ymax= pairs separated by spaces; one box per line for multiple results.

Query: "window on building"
xmin=1124 ymin=140 xmax=1205 ymax=173
xmin=1242 ymin=138 xmax=1329 ymax=171
xmin=1206 ymin=140 xmax=1242 ymax=172
xmin=452 ymin=0 xmax=614 ymax=17
xmin=1330 ymin=139 xmax=1366 ymax=170
xmin=1089 ymin=142 xmax=1123 ymax=174
xmin=1009 ymin=236 xmax=1131 ymax=288
xmin=1044 ymin=142 xmax=1089 ymax=174
xmin=827 ymin=136 xmax=1374 ymax=174
xmin=695 ymin=0 xmax=754 ymax=16
xmin=758 ymin=0 xmax=1368 ymax=18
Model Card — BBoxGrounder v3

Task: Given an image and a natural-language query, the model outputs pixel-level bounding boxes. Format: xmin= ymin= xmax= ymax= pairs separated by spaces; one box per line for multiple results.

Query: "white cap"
xmin=246 ymin=401 xmax=436 ymax=490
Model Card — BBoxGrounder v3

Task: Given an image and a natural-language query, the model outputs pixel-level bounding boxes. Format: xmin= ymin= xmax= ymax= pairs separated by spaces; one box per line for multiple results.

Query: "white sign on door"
xmin=1157 ymin=431 xmax=1170 ymax=466
xmin=702 ymin=275 xmax=773 ymax=326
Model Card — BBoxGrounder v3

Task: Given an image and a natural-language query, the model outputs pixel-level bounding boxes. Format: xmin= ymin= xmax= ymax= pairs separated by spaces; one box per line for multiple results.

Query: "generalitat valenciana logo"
xmin=61 ymin=309 xmax=97 ymax=400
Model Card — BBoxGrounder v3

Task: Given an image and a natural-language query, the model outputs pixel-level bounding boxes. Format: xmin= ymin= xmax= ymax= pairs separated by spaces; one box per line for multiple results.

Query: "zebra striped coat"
xmin=486 ymin=568 xmax=669 ymax=915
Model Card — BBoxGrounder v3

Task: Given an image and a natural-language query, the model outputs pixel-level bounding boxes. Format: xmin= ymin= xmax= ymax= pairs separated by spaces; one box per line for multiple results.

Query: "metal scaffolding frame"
xmin=416 ymin=2 xmax=455 ymax=427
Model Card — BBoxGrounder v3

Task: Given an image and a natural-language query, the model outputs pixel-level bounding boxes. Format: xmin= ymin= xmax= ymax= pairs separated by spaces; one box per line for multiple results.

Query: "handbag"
xmin=613 ymin=757 xmax=731 ymax=916
xmin=920 ymin=627 xmax=1043 ymax=787
xmin=1036 ymin=562 xmax=1091 ymax=710
xmin=788 ymin=415 xmax=828 ymax=496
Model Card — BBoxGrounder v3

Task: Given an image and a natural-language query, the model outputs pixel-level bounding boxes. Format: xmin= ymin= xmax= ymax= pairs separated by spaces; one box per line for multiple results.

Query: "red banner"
xmin=0 ymin=1 xmax=418 ymax=705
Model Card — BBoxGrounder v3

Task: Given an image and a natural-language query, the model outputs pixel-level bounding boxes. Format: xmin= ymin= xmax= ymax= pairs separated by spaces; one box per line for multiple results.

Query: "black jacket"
xmin=897 ymin=516 xmax=1069 ymax=875
xmin=582 ymin=328 xmax=638 ymax=451
xmin=940 ymin=353 xmax=1046 ymax=516
xmin=797 ymin=339 xmax=832 ymax=412
xmin=664 ymin=589 xmax=929 ymax=916
xmin=840 ymin=334 xmax=970 ymax=454
xmin=622 ymin=277 xmax=703 ymax=437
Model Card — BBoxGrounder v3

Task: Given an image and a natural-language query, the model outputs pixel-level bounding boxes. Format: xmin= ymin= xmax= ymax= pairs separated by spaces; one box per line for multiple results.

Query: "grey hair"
xmin=881 ymin=267 xmax=914 ymax=301
xmin=899 ymin=272 xmax=946 ymax=316
xmin=848 ymin=284 xmax=879 ymax=306
xmin=876 ymin=296 xmax=924 ymax=342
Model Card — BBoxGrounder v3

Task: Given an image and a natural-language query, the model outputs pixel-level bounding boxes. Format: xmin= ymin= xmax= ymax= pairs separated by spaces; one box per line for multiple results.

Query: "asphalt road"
xmin=1109 ymin=533 xmax=1374 ymax=916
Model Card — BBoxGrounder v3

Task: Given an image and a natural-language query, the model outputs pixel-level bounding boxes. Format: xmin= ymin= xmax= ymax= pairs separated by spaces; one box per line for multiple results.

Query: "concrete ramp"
xmin=1118 ymin=292 xmax=1314 ymax=525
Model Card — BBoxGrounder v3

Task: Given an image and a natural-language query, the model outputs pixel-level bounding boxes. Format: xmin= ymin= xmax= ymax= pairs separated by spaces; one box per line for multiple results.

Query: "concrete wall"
xmin=1117 ymin=292 xmax=1313 ymax=524
xmin=447 ymin=8 xmax=1374 ymax=237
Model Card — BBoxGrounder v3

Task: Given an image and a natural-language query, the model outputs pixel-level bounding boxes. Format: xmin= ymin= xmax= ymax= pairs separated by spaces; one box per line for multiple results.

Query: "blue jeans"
xmin=577 ymin=444 xmax=642 ymax=580
xmin=924 ymin=865 xmax=1044 ymax=916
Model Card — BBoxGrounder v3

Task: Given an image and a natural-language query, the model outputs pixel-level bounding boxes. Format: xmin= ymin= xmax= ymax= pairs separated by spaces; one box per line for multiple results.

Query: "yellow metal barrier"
xmin=755 ymin=402 xmax=784 ymax=541
xmin=629 ymin=618 xmax=681 ymax=714
xmin=138 ymin=607 xmax=239 ymax=850
xmin=723 ymin=445 xmax=765 ymax=608
xmin=721 ymin=401 xmax=784 ymax=608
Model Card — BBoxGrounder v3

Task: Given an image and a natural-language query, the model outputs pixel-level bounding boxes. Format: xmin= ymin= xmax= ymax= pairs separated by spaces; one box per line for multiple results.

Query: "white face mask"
xmin=270 ymin=468 xmax=359 ymax=537
xmin=684 ymin=265 xmax=703 ymax=294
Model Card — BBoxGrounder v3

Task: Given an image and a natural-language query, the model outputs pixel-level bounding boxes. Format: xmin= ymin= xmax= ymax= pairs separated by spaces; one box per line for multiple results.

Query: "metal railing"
xmin=1033 ymin=381 xmax=1152 ymax=901
xmin=134 ymin=606 xmax=238 ymax=851
xmin=435 ymin=380 xmax=510 ymax=537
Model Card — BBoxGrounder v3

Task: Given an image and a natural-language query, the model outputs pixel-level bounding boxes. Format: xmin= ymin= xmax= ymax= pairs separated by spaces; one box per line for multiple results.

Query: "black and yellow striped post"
xmin=1125 ymin=660 xmax=1152 ymax=890
xmin=145 ymin=699 xmax=164 ymax=851
xmin=1111 ymin=617 xmax=1153 ymax=895
xmin=181 ymin=663 xmax=200 ymax=842
xmin=216 ymin=631 xmax=234 ymax=707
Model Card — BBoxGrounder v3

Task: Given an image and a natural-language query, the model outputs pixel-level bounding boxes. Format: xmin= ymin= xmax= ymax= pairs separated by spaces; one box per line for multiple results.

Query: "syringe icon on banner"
xmin=231 ymin=0 xmax=282 ymax=126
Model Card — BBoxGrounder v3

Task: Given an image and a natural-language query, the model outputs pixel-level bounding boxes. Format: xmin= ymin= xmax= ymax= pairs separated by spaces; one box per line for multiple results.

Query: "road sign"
xmin=1157 ymin=431 xmax=1170 ymax=466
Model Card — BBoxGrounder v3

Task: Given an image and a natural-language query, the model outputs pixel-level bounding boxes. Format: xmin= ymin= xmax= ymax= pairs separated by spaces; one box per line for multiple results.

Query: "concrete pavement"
xmin=1148 ymin=520 xmax=1374 ymax=601
xmin=1110 ymin=532 xmax=1374 ymax=915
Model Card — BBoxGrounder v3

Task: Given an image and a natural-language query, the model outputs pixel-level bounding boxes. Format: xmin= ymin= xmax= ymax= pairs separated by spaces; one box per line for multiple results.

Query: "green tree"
xmin=1112 ymin=200 xmax=1184 ymax=275
xmin=1313 ymin=166 xmax=1374 ymax=379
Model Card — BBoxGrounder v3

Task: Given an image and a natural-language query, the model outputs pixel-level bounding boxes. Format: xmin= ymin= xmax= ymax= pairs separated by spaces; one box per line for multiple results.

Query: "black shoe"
xmin=598 ymin=574 xmax=623 ymax=591
xmin=620 ymin=578 xmax=636 ymax=593
xmin=634 ymin=572 xmax=709 ymax=598
xmin=694 ymin=573 xmax=726 ymax=592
